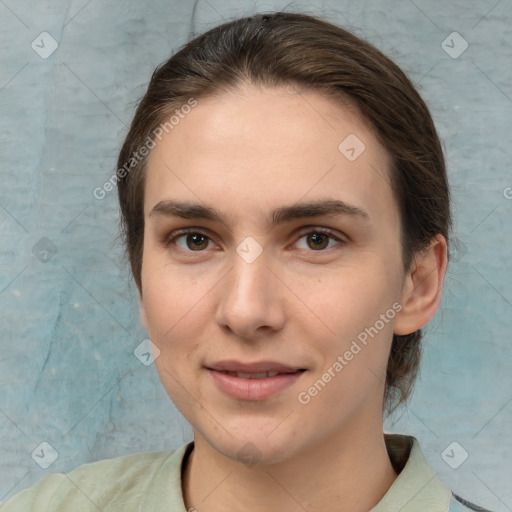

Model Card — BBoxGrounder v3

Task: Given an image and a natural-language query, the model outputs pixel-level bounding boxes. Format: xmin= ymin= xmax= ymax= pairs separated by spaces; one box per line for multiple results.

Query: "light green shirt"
xmin=0 ymin=434 xmax=486 ymax=511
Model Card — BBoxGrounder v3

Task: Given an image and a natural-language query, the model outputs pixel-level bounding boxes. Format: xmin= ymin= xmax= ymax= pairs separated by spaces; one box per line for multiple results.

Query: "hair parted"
xmin=116 ymin=11 xmax=452 ymax=412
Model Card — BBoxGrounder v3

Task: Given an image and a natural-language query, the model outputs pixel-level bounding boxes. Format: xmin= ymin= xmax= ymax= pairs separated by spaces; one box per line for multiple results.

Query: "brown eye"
xmin=307 ymin=232 xmax=330 ymax=250
xmin=185 ymin=233 xmax=209 ymax=251
xmin=165 ymin=230 xmax=214 ymax=252
xmin=295 ymin=229 xmax=344 ymax=252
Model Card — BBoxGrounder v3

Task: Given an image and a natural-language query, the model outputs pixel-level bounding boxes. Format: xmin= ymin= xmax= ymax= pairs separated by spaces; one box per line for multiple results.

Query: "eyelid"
xmin=293 ymin=225 xmax=346 ymax=243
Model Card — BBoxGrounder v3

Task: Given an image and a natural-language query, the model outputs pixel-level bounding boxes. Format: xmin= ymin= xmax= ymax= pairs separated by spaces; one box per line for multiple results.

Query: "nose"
xmin=215 ymin=251 xmax=286 ymax=340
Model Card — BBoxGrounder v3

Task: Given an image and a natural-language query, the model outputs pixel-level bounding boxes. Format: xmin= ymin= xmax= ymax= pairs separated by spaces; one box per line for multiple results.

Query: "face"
xmin=140 ymin=83 xmax=408 ymax=464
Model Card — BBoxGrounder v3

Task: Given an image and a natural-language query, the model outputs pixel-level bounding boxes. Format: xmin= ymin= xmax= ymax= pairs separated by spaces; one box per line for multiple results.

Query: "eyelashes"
xmin=163 ymin=227 xmax=346 ymax=255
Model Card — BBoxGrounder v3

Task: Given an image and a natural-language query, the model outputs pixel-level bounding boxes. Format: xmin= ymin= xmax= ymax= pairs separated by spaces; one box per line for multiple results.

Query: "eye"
xmin=165 ymin=229 xmax=215 ymax=252
xmin=294 ymin=228 xmax=345 ymax=251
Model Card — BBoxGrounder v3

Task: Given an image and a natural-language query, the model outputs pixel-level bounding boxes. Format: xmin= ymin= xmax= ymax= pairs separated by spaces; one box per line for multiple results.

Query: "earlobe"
xmin=393 ymin=235 xmax=448 ymax=336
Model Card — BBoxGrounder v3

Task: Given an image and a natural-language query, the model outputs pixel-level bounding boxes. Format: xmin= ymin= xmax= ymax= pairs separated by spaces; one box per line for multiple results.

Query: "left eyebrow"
xmin=148 ymin=198 xmax=371 ymax=227
xmin=270 ymin=199 xmax=370 ymax=224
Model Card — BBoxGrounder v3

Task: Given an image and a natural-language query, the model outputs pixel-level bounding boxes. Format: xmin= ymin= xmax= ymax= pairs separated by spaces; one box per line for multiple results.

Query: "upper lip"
xmin=206 ymin=360 xmax=305 ymax=373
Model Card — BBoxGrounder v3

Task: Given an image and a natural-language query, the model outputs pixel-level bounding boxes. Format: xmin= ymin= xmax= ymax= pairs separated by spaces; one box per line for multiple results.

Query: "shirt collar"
xmin=371 ymin=434 xmax=452 ymax=511
xmin=152 ymin=434 xmax=452 ymax=512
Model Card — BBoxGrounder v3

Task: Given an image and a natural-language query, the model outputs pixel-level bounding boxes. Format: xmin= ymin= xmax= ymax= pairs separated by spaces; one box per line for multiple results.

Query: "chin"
xmin=199 ymin=422 xmax=304 ymax=467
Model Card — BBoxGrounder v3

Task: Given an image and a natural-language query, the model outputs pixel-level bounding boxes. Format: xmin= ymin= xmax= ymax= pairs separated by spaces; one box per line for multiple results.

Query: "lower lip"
xmin=208 ymin=369 xmax=305 ymax=401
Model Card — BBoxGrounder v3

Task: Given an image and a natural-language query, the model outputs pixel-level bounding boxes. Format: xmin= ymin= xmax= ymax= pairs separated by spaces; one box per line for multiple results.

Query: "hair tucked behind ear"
xmin=386 ymin=332 xmax=422 ymax=412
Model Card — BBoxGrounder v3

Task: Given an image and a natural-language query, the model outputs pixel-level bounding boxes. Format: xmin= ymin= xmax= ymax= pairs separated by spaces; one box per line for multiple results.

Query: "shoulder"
xmin=0 ymin=449 xmax=175 ymax=511
xmin=383 ymin=434 xmax=494 ymax=512
xmin=449 ymin=493 xmax=495 ymax=511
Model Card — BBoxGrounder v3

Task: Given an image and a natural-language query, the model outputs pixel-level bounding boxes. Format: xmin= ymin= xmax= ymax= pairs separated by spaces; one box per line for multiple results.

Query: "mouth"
xmin=206 ymin=367 xmax=307 ymax=401
xmin=206 ymin=359 xmax=306 ymax=374
xmin=211 ymin=369 xmax=306 ymax=379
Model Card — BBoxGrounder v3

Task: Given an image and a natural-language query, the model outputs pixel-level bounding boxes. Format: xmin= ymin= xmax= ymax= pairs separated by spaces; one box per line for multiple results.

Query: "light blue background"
xmin=1 ymin=0 xmax=511 ymax=509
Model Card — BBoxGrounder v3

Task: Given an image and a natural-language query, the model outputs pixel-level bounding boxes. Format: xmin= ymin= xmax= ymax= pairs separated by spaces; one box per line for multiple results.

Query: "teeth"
xmin=223 ymin=370 xmax=280 ymax=379
xmin=237 ymin=372 xmax=269 ymax=379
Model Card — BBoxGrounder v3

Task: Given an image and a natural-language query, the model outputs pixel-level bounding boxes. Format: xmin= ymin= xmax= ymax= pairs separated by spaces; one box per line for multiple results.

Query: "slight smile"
xmin=205 ymin=361 xmax=307 ymax=401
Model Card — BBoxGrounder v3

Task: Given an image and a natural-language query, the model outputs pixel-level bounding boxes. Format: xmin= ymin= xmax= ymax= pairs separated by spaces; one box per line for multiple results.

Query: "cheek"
xmin=140 ymin=282 xmax=211 ymax=404
xmin=300 ymin=287 xmax=395 ymax=415
xmin=141 ymin=268 xmax=210 ymax=400
xmin=141 ymin=258 xmax=208 ymax=340
xmin=305 ymin=265 xmax=397 ymax=338
xmin=302 ymin=267 xmax=397 ymax=383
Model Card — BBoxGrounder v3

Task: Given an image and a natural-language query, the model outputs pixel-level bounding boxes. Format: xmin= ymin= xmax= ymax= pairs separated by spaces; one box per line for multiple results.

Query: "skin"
xmin=139 ymin=83 xmax=447 ymax=512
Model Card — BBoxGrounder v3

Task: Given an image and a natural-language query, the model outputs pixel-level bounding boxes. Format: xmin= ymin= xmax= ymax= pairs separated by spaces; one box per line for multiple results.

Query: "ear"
xmin=394 ymin=234 xmax=448 ymax=335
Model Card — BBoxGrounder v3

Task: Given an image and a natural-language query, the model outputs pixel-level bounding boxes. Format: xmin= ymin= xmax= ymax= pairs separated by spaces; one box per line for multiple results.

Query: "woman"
xmin=1 ymin=11 xmax=491 ymax=512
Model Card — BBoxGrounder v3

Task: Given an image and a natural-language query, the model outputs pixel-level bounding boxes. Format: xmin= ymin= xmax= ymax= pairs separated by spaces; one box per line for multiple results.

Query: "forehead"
xmin=144 ymin=84 xmax=396 ymax=228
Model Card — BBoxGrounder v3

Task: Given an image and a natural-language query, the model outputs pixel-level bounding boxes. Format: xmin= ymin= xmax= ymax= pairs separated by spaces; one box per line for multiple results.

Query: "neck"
xmin=182 ymin=414 xmax=398 ymax=512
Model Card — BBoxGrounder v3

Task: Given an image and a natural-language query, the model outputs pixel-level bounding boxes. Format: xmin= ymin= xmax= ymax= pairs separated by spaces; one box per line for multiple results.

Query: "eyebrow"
xmin=149 ymin=198 xmax=370 ymax=226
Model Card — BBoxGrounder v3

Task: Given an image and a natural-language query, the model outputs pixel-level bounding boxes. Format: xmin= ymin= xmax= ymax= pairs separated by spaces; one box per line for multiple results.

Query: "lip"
xmin=206 ymin=359 xmax=305 ymax=373
xmin=207 ymin=368 xmax=306 ymax=401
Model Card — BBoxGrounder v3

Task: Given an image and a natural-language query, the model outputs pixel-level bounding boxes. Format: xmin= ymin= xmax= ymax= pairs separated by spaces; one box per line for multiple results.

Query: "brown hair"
xmin=116 ymin=11 xmax=451 ymax=412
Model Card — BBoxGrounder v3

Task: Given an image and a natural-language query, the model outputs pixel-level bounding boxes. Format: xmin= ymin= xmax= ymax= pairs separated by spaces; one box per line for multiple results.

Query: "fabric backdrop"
xmin=0 ymin=0 xmax=511 ymax=509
